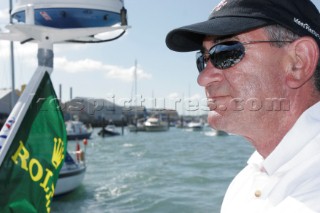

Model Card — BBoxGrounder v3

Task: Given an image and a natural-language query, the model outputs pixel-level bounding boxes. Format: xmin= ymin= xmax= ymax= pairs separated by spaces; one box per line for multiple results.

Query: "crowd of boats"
xmin=58 ymin=116 xmax=228 ymax=196
xmin=65 ymin=116 xmax=211 ymax=140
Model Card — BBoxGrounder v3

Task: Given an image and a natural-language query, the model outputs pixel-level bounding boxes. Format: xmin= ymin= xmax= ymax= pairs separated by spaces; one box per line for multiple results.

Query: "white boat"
xmin=187 ymin=121 xmax=204 ymax=131
xmin=54 ymin=149 xmax=86 ymax=196
xmin=66 ymin=120 xmax=92 ymax=140
xmin=144 ymin=117 xmax=169 ymax=132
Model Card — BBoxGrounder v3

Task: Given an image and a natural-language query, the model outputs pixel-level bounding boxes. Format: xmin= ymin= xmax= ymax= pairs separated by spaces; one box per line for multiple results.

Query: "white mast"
xmin=134 ymin=59 xmax=137 ymax=104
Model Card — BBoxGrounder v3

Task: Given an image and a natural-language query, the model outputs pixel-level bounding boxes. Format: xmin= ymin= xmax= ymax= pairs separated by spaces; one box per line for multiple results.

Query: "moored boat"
xmin=187 ymin=121 xmax=204 ymax=131
xmin=66 ymin=120 xmax=92 ymax=140
xmin=98 ymin=123 xmax=121 ymax=137
xmin=144 ymin=117 xmax=169 ymax=132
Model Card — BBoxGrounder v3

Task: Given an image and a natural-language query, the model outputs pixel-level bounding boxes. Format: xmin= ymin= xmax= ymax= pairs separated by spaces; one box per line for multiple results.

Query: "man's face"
xmin=197 ymin=28 xmax=289 ymax=136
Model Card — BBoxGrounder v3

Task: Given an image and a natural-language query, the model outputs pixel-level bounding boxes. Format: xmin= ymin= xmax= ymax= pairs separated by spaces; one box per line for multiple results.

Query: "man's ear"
xmin=285 ymin=37 xmax=319 ymax=89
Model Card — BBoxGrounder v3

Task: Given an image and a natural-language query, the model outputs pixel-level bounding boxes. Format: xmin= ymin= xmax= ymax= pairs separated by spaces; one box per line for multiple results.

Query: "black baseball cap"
xmin=166 ymin=0 xmax=320 ymax=52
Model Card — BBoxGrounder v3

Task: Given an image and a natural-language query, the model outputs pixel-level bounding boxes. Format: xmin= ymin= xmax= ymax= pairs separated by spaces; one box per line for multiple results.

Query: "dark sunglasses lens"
xmin=196 ymin=52 xmax=204 ymax=72
xmin=196 ymin=41 xmax=246 ymax=72
xmin=211 ymin=41 xmax=245 ymax=69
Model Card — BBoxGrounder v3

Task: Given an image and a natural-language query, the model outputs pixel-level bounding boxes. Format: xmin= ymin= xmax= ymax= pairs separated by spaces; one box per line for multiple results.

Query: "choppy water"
xmin=52 ymin=127 xmax=254 ymax=213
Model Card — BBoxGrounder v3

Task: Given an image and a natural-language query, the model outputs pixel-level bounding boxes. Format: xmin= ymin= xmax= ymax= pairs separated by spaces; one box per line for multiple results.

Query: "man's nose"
xmin=197 ymin=61 xmax=224 ymax=87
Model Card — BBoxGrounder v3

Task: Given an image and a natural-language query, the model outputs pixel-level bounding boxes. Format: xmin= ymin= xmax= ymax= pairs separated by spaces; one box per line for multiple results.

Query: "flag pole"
xmin=9 ymin=0 xmax=15 ymax=110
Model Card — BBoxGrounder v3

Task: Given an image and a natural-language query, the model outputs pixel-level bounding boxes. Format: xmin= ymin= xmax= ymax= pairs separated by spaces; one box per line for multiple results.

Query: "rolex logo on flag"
xmin=52 ymin=138 xmax=65 ymax=169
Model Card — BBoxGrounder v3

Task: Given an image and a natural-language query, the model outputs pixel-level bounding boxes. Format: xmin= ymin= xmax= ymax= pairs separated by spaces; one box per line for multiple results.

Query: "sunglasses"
xmin=196 ymin=40 xmax=293 ymax=72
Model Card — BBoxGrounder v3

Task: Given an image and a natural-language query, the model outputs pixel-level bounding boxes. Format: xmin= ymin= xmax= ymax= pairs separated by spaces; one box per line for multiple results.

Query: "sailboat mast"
xmin=9 ymin=0 xmax=15 ymax=110
xmin=134 ymin=59 xmax=137 ymax=103
xmin=133 ymin=60 xmax=139 ymax=129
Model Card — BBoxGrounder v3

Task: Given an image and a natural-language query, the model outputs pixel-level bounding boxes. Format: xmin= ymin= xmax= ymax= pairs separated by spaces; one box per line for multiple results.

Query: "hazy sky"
xmin=1 ymin=0 xmax=320 ymax=115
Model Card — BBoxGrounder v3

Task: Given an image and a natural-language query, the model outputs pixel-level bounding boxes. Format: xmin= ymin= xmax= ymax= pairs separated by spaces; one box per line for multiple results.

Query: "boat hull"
xmin=144 ymin=125 xmax=169 ymax=132
xmin=67 ymin=132 xmax=92 ymax=140
xmin=54 ymin=166 xmax=86 ymax=196
xmin=128 ymin=124 xmax=145 ymax=132
xmin=189 ymin=126 xmax=203 ymax=131
xmin=98 ymin=128 xmax=120 ymax=137
xmin=187 ymin=122 xmax=204 ymax=131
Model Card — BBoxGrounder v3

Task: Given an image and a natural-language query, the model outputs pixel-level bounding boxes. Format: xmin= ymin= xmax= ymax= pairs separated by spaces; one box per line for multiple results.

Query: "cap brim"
xmin=166 ymin=17 xmax=272 ymax=52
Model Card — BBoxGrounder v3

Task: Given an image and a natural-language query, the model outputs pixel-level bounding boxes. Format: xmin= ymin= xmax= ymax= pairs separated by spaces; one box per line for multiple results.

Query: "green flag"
xmin=0 ymin=72 xmax=67 ymax=213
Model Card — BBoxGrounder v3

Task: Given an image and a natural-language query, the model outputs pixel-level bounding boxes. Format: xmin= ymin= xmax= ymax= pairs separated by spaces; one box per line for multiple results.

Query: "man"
xmin=166 ymin=0 xmax=320 ymax=212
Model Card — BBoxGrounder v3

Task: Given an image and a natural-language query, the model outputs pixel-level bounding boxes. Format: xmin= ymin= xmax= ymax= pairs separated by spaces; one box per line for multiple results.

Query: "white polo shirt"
xmin=221 ymin=101 xmax=320 ymax=213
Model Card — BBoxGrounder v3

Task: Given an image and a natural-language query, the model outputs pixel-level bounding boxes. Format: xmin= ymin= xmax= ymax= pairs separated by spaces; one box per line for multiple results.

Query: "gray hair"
xmin=264 ymin=25 xmax=320 ymax=91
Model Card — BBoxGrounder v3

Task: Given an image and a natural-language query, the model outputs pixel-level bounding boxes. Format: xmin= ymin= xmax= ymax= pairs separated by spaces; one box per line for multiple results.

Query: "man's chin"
xmin=207 ymin=111 xmax=223 ymax=129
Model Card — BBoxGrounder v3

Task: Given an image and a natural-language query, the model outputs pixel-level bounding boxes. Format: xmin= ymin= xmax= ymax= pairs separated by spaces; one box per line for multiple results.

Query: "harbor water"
xmin=52 ymin=127 xmax=254 ymax=213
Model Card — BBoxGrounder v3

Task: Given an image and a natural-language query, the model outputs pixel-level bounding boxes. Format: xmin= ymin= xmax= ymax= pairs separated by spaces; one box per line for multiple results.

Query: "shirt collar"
xmin=261 ymin=101 xmax=320 ymax=175
xmin=247 ymin=151 xmax=265 ymax=172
